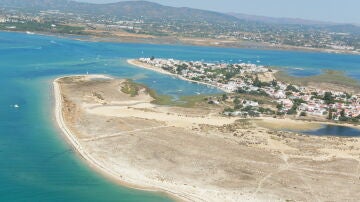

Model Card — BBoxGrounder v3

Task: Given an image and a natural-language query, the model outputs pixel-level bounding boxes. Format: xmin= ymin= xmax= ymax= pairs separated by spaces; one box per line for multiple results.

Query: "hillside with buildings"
xmin=0 ymin=0 xmax=359 ymax=53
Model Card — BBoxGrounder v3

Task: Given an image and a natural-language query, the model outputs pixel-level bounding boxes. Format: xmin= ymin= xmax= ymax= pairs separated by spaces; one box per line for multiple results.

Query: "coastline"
xmin=53 ymin=76 xmax=205 ymax=202
xmin=127 ymin=59 xmax=230 ymax=93
xmin=1 ymin=29 xmax=359 ymax=56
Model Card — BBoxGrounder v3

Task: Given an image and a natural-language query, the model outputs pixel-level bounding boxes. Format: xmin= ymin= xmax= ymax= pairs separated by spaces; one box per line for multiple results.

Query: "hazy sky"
xmin=76 ymin=0 xmax=360 ymax=24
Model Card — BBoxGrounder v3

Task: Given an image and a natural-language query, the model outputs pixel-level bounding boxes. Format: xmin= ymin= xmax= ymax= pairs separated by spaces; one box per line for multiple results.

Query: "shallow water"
xmin=0 ymin=31 xmax=359 ymax=201
xmin=301 ymin=125 xmax=360 ymax=137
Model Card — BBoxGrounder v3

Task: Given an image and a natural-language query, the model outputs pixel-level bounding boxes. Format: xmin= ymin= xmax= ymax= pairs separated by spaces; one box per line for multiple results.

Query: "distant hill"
xmin=228 ymin=13 xmax=336 ymax=26
xmin=229 ymin=12 xmax=360 ymax=34
xmin=1 ymin=0 xmax=359 ymax=36
xmin=0 ymin=0 xmax=239 ymax=24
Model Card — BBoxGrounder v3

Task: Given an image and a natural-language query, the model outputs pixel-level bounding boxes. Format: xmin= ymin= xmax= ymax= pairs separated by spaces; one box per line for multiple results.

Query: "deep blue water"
xmin=301 ymin=125 xmax=360 ymax=137
xmin=0 ymin=31 xmax=359 ymax=201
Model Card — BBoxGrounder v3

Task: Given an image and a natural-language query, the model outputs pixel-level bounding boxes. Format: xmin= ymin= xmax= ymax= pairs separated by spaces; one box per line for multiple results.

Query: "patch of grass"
xmin=149 ymin=88 xmax=218 ymax=107
xmin=177 ymin=95 xmax=214 ymax=107
xmin=275 ymin=69 xmax=360 ymax=91
xmin=148 ymin=89 xmax=173 ymax=105
xmin=93 ymin=92 xmax=104 ymax=100
xmin=237 ymin=94 xmax=275 ymax=106
xmin=121 ymin=79 xmax=216 ymax=107
xmin=121 ymin=80 xmax=142 ymax=97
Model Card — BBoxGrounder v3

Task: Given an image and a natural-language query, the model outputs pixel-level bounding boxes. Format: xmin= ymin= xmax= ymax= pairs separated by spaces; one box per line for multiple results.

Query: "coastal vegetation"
xmin=150 ymin=93 xmax=214 ymax=108
xmin=122 ymin=79 xmax=217 ymax=107
xmin=275 ymin=69 xmax=360 ymax=92
xmin=121 ymin=80 xmax=143 ymax=97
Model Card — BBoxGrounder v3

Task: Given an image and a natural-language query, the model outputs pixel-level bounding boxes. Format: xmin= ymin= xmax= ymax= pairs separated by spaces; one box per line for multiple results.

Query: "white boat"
xmin=14 ymin=104 xmax=19 ymax=108
xmin=26 ymin=31 xmax=35 ymax=35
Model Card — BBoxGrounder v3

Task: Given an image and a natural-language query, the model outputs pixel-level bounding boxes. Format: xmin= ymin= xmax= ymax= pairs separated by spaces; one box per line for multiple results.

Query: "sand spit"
xmin=55 ymin=75 xmax=360 ymax=202
xmin=127 ymin=59 xmax=231 ymax=93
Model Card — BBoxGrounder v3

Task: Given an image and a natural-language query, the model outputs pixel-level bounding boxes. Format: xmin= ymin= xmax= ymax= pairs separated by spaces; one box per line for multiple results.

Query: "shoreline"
xmin=127 ymin=59 xmax=231 ymax=93
xmin=53 ymin=76 xmax=204 ymax=202
xmin=1 ymin=29 xmax=359 ymax=56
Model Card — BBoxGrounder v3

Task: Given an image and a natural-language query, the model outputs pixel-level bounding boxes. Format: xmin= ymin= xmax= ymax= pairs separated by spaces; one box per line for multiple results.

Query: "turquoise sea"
xmin=0 ymin=31 xmax=359 ymax=201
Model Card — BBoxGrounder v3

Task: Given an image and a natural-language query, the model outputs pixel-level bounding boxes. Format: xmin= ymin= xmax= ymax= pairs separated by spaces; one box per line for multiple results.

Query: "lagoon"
xmin=301 ymin=125 xmax=360 ymax=137
xmin=0 ymin=31 xmax=359 ymax=201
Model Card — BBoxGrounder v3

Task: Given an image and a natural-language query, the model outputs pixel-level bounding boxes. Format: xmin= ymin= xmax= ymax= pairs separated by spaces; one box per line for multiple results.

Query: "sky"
xmin=76 ymin=0 xmax=360 ymax=24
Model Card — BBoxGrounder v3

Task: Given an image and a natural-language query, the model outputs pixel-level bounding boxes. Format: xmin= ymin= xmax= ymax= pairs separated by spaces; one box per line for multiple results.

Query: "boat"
xmin=26 ymin=31 xmax=35 ymax=35
xmin=14 ymin=104 xmax=19 ymax=108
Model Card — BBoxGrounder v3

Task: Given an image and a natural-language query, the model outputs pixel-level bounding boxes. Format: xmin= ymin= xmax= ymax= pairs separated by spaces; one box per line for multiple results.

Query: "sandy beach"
xmin=54 ymin=75 xmax=360 ymax=202
xmin=53 ymin=76 xmax=185 ymax=200
xmin=54 ymin=75 xmax=223 ymax=202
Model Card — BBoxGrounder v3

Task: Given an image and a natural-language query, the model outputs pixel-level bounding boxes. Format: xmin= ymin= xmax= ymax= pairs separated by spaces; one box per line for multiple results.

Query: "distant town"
xmin=136 ymin=58 xmax=360 ymax=122
xmin=0 ymin=1 xmax=359 ymax=54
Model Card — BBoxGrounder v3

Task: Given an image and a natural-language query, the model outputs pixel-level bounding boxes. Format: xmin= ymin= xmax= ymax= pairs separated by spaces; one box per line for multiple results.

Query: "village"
xmin=137 ymin=57 xmax=360 ymax=122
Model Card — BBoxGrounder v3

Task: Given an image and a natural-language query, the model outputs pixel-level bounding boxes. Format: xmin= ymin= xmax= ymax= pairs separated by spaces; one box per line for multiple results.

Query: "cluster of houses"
xmin=138 ymin=58 xmax=270 ymax=93
xmin=138 ymin=58 xmax=360 ymax=121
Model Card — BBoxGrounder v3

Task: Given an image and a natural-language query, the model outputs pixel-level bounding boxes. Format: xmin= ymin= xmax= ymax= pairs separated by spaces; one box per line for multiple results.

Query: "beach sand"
xmin=54 ymin=75 xmax=360 ymax=202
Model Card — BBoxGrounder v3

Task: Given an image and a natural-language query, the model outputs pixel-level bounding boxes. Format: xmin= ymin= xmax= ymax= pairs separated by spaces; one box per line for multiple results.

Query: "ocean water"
xmin=0 ymin=31 xmax=359 ymax=201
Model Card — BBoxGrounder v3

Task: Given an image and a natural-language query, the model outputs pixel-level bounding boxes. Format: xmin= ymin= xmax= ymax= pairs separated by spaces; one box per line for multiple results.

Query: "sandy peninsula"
xmin=127 ymin=59 xmax=232 ymax=93
xmin=54 ymin=75 xmax=360 ymax=202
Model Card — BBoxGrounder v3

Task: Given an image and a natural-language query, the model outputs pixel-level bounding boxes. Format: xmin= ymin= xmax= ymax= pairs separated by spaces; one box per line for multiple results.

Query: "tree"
xmin=340 ymin=109 xmax=345 ymax=117
xmin=272 ymin=79 xmax=277 ymax=86
xmin=323 ymin=92 xmax=335 ymax=104
xmin=222 ymin=94 xmax=228 ymax=101
xmin=328 ymin=109 xmax=333 ymax=120
xmin=300 ymin=111 xmax=307 ymax=116
xmin=344 ymin=92 xmax=352 ymax=99
xmin=253 ymin=76 xmax=262 ymax=87
xmin=234 ymin=104 xmax=243 ymax=110
xmin=234 ymin=97 xmax=240 ymax=105
xmin=150 ymin=56 xmax=155 ymax=61
xmin=224 ymin=107 xmax=234 ymax=113
xmin=287 ymin=108 xmax=297 ymax=115
xmin=286 ymin=85 xmax=299 ymax=92
xmin=253 ymin=77 xmax=269 ymax=87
